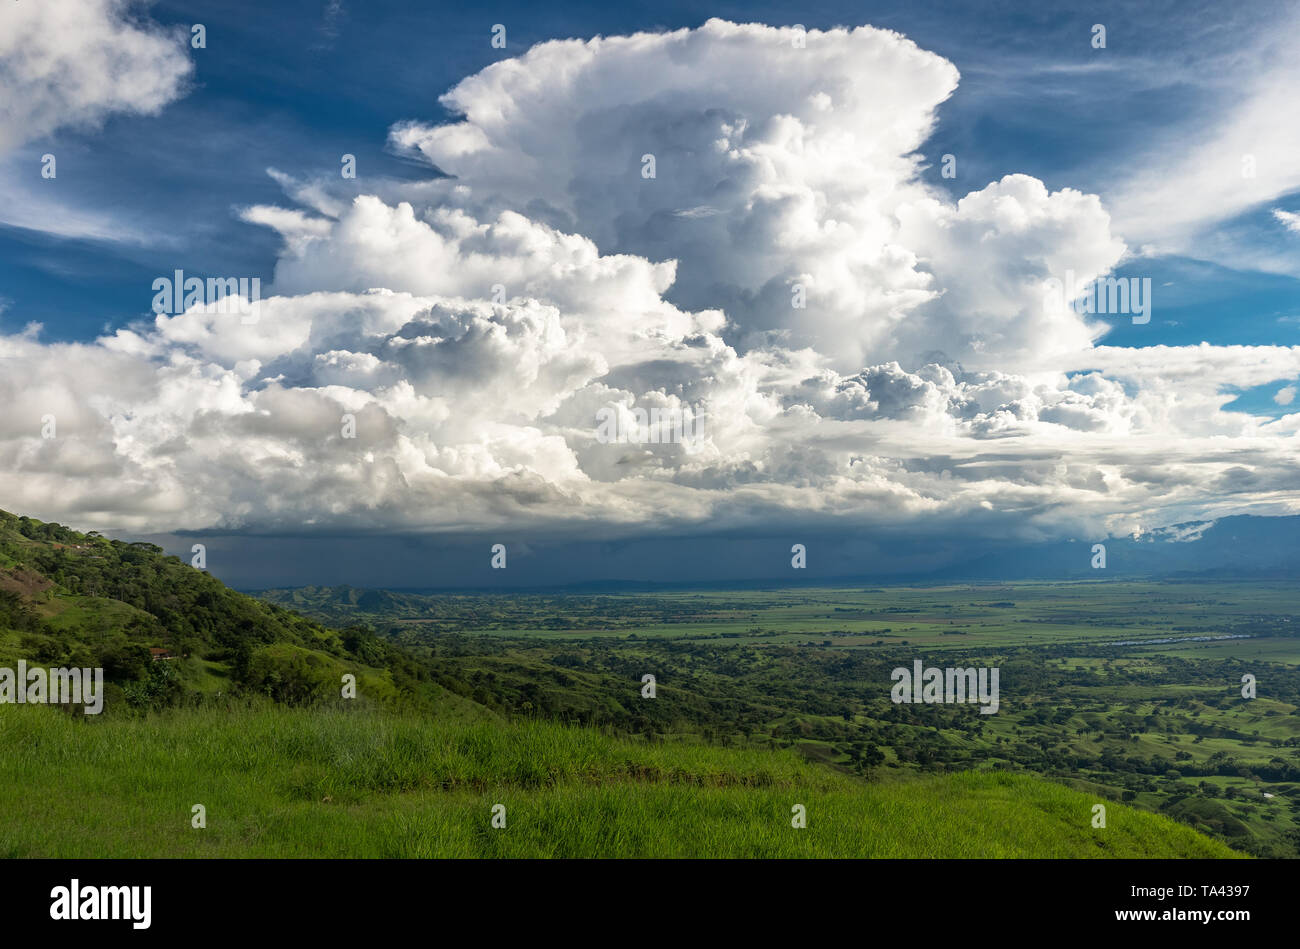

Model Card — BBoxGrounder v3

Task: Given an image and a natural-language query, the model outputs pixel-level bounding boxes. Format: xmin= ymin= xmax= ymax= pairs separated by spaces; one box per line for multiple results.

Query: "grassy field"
xmin=260 ymin=578 xmax=1300 ymax=857
xmin=261 ymin=580 xmax=1299 ymax=650
xmin=0 ymin=704 xmax=1240 ymax=858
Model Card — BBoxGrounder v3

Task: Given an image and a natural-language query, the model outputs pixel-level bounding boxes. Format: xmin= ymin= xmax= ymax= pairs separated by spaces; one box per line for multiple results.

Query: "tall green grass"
xmin=0 ymin=705 xmax=1241 ymax=858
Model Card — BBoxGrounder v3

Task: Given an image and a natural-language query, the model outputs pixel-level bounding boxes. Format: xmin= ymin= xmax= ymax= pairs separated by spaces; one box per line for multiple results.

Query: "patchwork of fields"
xmin=263 ymin=579 xmax=1300 ymax=857
xmin=5 ymin=517 xmax=1294 ymax=858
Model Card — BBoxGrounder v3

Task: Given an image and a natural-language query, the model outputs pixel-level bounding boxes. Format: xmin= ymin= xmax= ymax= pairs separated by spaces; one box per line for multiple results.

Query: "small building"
xmin=149 ymin=647 xmax=175 ymax=661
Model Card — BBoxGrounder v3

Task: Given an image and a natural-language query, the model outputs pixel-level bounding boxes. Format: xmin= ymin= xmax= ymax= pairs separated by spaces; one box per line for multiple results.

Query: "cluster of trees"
xmin=0 ymin=511 xmax=436 ymax=713
xmin=5 ymin=509 xmax=1296 ymax=854
xmin=375 ymin=624 xmax=1300 ymax=855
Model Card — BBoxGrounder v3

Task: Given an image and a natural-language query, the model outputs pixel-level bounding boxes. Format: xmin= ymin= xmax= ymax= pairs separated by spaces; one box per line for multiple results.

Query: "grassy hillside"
xmin=0 ymin=507 xmax=1261 ymax=858
xmin=263 ymin=581 xmax=1300 ymax=857
xmin=0 ymin=704 xmax=1240 ymax=858
xmin=0 ymin=509 xmax=437 ymax=712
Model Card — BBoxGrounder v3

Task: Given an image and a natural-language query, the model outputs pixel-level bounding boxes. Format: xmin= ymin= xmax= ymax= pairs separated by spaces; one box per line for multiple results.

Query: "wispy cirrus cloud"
xmin=0 ymin=0 xmax=193 ymax=242
xmin=1102 ymin=6 xmax=1300 ymax=264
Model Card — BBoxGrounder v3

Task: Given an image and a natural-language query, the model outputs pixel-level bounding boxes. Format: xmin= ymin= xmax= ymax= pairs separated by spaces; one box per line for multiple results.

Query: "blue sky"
xmin=2 ymin=0 xmax=1299 ymax=587
xmin=4 ymin=0 xmax=1297 ymax=351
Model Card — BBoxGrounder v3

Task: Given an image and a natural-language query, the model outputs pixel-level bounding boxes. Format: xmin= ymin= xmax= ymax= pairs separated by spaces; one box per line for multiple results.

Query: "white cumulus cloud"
xmin=4 ymin=19 xmax=1300 ymax=546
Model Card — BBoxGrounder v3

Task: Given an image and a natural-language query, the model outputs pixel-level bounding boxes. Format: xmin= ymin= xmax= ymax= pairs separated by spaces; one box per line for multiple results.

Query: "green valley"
xmin=1 ymin=509 xmax=1294 ymax=858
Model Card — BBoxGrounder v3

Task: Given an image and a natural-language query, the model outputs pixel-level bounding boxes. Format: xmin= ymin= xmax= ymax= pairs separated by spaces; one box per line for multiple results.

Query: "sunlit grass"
xmin=0 ymin=704 xmax=1241 ymax=858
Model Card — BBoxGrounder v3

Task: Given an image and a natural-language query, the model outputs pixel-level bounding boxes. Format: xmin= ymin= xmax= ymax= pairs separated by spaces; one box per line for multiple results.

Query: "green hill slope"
xmin=0 ymin=704 xmax=1240 ymax=858
xmin=0 ymin=507 xmax=1247 ymax=858
xmin=0 ymin=509 xmax=444 ymax=712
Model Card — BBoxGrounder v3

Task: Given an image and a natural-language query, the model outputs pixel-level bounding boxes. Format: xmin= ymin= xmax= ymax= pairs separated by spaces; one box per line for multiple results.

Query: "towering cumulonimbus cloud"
xmin=389 ymin=20 xmax=1124 ymax=373
xmin=2 ymin=19 xmax=1299 ymax=542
